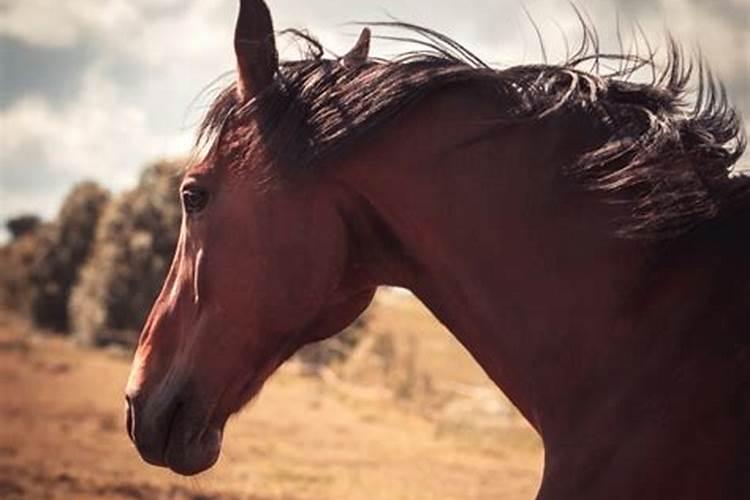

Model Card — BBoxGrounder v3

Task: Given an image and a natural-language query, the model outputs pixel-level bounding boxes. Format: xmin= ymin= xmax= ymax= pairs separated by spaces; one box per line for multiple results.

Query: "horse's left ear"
xmin=234 ymin=0 xmax=278 ymax=100
xmin=342 ymin=28 xmax=371 ymax=68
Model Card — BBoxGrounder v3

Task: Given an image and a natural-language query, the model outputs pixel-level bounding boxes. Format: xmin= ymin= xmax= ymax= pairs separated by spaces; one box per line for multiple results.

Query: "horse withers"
xmin=125 ymin=1 xmax=750 ymax=498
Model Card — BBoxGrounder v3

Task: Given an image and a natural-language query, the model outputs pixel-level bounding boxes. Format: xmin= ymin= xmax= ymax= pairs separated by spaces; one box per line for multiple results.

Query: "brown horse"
xmin=125 ymin=1 xmax=750 ymax=498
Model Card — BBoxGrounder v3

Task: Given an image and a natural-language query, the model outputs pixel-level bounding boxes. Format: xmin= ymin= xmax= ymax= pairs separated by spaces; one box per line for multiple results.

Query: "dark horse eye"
xmin=182 ymin=186 xmax=209 ymax=214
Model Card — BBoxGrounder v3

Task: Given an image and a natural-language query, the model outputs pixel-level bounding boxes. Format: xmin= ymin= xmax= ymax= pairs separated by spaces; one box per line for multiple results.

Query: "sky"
xmin=1 ymin=0 xmax=748 ymax=241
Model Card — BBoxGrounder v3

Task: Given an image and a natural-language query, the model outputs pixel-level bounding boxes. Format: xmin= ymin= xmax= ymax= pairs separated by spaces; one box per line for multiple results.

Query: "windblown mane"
xmin=198 ymin=21 xmax=748 ymax=239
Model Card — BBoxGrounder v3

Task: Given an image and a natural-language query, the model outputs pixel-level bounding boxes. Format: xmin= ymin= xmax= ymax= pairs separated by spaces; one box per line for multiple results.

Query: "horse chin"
xmin=164 ymin=421 xmax=224 ymax=476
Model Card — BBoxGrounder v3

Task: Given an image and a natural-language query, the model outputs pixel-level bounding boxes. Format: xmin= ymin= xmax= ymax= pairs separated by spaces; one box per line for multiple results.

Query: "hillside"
xmin=0 ymin=290 xmax=543 ymax=500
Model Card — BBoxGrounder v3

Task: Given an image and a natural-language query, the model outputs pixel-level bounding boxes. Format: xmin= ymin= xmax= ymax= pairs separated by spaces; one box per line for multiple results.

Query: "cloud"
xmin=0 ymin=0 xmax=140 ymax=48
xmin=1 ymin=62 xmax=191 ymax=223
xmin=0 ymin=36 xmax=97 ymax=110
xmin=0 ymin=0 xmax=229 ymax=236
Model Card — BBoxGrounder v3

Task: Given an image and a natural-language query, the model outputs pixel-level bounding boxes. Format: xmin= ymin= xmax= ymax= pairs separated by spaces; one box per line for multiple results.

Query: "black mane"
xmin=198 ymin=21 xmax=748 ymax=239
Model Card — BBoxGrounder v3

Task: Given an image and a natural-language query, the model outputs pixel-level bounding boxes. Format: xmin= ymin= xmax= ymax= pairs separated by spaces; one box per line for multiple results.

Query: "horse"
xmin=125 ymin=1 xmax=750 ymax=498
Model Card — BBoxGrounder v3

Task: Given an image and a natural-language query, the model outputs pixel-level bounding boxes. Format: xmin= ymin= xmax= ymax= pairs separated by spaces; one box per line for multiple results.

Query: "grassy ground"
xmin=0 ymin=291 xmax=543 ymax=500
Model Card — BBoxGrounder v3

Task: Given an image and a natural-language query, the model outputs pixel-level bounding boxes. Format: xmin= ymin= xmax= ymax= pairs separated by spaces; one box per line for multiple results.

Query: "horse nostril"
xmin=125 ymin=394 xmax=135 ymax=443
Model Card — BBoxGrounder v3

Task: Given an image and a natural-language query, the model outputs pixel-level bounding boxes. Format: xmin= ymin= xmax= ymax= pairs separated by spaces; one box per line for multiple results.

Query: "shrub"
xmin=0 ymin=226 xmax=50 ymax=313
xmin=69 ymin=160 xmax=183 ymax=345
xmin=27 ymin=182 xmax=110 ymax=331
xmin=6 ymin=215 xmax=41 ymax=240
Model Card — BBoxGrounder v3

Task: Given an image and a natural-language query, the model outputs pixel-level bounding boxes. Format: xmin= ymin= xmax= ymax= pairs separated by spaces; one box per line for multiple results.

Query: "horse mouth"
xmin=128 ymin=395 xmax=225 ymax=476
xmin=161 ymin=403 xmax=224 ymax=476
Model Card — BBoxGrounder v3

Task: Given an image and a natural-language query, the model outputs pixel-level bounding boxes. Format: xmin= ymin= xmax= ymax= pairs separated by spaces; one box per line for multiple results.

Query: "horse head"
xmin=125 ymin=0 xmax=375 ymax=475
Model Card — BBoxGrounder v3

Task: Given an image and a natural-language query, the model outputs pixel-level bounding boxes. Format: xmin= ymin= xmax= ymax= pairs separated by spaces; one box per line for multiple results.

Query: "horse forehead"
xmin=182 ymin=157 xmax=220 ymax=184
xmin=181 ymin=157 xmax=252 ymax=196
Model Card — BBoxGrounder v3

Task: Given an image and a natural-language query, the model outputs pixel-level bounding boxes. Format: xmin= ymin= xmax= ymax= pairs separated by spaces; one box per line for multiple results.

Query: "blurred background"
xmin=0 ymin=1 xmax=747 ymax=499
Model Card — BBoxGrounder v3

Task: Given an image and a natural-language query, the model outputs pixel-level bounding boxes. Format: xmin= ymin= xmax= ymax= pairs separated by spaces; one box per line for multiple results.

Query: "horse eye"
xmin=182 ymin=187 xmax=209 ymax=214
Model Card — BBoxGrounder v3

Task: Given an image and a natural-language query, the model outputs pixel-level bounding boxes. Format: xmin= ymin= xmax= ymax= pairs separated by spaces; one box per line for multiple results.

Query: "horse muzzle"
xmin=125 ymin=388 xmax=223 ymax=476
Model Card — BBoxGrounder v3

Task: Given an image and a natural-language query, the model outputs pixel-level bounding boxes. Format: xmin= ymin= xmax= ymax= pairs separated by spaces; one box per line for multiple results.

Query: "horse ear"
xmin=234 ymin=0 xmax=278 ymax=100
xmin=342 ymin=28 xmax=371 ymax=68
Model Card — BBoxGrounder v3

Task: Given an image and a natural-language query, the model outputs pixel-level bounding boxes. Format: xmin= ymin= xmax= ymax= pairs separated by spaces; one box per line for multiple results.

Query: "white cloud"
xmin=0 ymin=62 xmax=192 ymax=225
xmin=0 ymin=0 xmax=140 ymax=48
xmin=2 ymin=65 xmax=187 ymax=178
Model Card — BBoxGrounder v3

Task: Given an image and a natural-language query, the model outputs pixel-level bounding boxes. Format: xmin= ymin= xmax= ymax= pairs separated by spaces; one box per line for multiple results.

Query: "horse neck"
xmin=330 ymin=88 xmax=750 ymax=496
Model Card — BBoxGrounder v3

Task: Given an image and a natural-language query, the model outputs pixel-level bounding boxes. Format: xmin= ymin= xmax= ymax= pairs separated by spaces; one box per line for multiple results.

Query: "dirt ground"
xmin=0 ymin=298 xmax=543 ymax=500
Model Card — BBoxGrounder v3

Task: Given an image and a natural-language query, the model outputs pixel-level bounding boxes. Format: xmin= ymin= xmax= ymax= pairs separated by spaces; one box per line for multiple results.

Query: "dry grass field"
xmin=0 ymin=290 xmax=543 ymax=500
